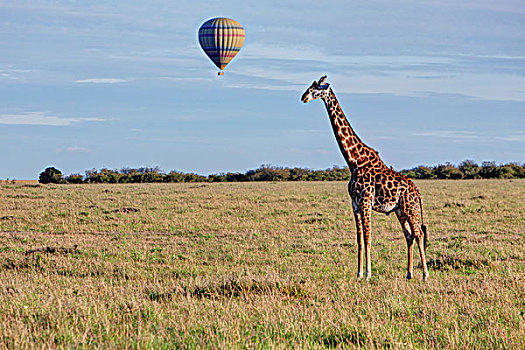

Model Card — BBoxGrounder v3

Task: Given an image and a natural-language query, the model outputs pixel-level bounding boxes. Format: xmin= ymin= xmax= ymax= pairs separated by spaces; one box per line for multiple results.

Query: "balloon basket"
xmin=218 ymin=71 xmax=224 ymax=76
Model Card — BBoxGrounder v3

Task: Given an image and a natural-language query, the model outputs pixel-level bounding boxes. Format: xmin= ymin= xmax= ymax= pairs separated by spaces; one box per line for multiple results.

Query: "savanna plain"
xmin=0 ymin=180 xmax=523 ymax=349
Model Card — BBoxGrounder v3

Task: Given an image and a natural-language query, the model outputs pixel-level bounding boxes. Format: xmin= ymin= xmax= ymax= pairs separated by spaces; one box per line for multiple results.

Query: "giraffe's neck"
xmin=322 ymin=90 xmax=371 ymax=169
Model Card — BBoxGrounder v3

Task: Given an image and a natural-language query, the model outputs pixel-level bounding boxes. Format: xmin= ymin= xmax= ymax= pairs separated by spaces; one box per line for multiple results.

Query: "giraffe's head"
xmin=301 ymin=75 xmax=331 ymax=103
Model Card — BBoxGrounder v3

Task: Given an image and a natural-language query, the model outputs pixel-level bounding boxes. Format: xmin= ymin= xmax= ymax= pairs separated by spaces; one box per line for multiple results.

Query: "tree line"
xmin=38 ymin=160 xmax=525 ymax=184
xmin=399 ymin=160 xmax=525 ymax=179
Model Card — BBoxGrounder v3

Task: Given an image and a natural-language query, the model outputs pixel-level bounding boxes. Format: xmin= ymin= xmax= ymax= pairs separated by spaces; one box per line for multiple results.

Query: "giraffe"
xmin=301 ymin=76 xmax=429 ymax=280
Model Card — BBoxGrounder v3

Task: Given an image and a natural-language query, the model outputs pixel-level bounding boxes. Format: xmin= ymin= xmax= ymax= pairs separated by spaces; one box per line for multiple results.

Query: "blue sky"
xmin=1 ymin=0 xmax=524 ymax=179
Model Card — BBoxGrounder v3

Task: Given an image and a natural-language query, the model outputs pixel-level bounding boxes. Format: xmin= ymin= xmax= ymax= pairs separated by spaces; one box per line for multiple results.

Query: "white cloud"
xmin=75 ymin=78 xmax=129 ymax=84
xmin=244 ymin=43 xmax=456 ymax=67
xmin=0 ymin=112 xmax=106 ymax=126
xmin=290 ymin=129 xmax=329 ymax=135
xmin=498 ymin=133 xmax=525 ymax=142
xmin=232 ymin=58 xmax=525 ymax=102
xmin=288 ymin=148 xmax=332 ymax=155
xmin=231 ymin=41 xmax=525 ymax=101
xmin=0 ymin=68 xmax=35 ymax=81
xmin=56 ymin=147 xmax=91 ymax=153
xmin=336 ymin=72 xmax=525 ymax=102
xmin=415 ymin=130 xmax=525 ymax=143
xmin=414 ymin=130 xmax=483 ymax=139
xmin=159 ymin=76 xmax=214 ymax=83
xmin=404 ymin=0 xmax=525 ymax=14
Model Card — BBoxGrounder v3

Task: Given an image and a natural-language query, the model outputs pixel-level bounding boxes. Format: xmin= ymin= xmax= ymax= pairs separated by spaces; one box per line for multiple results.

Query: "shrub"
xmin=458 ymin=160 xmax=480 ymax=179
xmin=65 ymin=174 xmax=84 ymax=184
xmin=435 ymin=163 xmax=463 ymax=179
xmin=58 ymin=161 xmax=525 ymax=184
xmin=39 ymin=167 xmax=64 ymax=184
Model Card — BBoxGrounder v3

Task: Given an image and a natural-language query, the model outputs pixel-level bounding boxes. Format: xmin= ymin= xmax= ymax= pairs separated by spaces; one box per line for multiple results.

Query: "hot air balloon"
xmin=198 ymin=17 xmax=245 ymax=75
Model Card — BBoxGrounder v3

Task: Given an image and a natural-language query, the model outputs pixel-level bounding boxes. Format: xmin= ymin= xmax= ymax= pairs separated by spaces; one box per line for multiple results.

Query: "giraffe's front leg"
xmin=406 ymin=238 xmax=414 ymax=280
xmin=360 ymin=204 xmax=373 ymax=281
xmin=352 ymin=205 xmax=364 ymax=279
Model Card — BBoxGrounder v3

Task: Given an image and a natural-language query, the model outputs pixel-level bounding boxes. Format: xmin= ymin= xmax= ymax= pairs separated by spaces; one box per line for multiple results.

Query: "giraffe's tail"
xmin=419 ymin=196 xmax=428 ymax=250
xmin=421 ymin=223 xmax=428 ymax=251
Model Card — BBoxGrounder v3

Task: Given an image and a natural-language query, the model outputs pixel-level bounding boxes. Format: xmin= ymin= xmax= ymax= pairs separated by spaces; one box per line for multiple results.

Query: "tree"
xmin=65 ymin=174 xmax=83 ymax=184
xmin=480 ymin=161 xmax=498 ymax=179
xmin=458 ymin=160 xmax=480 ymax=179
xmin=435 ymin=163 xmax=463 ymax=179
xmin=507 ymin=162 xmax=525 ymax=178
xmin=39 ymin=167 xmax=64 ymax=184
xmin=401 ymin=165 xmax=435 ymax=179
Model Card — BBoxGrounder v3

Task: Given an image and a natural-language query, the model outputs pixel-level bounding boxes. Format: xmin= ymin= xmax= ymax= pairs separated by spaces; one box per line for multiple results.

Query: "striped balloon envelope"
xmin=198 ymin=17 xmax=245 ymax=75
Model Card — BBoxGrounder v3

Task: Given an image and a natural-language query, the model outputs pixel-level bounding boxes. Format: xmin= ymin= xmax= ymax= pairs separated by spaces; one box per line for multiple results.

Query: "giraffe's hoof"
xmin=406 ymin=272 xmax=413 ymax=280
xmin=356 ymin=272 xmax=364 ymax=281
xmin=422 ymin=272 xmax=429 ymax=280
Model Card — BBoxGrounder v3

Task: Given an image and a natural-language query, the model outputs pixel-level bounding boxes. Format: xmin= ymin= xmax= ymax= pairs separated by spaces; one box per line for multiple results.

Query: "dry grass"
xmin=0 ymin=180 xmax=38 ymax=185
xmin=0 ymin=180 xmax=524 ymax=348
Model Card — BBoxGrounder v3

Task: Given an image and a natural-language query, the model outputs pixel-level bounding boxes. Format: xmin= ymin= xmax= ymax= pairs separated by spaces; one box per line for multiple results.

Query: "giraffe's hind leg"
xmin=407 ymin=216 xmax=429 ymax=280
xmin=396 ymin=212 xmax=414 ymax=280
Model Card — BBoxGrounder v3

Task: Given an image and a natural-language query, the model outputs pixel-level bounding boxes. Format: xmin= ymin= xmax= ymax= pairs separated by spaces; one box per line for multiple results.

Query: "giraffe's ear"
xmin=318 ymin=75 xmax=327 ymax=85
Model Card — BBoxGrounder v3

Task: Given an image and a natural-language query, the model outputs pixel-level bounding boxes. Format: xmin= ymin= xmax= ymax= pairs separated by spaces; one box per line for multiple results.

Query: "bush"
xmin=435 ymin=163 xmax=463 ymax=179
xmin=458 ymin=160 xmax=480 ymax=179
xmin=65 ymin=174 xmax=84 ymax=184
xmin=400 ymin=166 xmax=436 ymax=179
xmin=39 ymin=167 xmax=64 ymax=184
xmin=57 ymin=161 xmax=525 ymax=184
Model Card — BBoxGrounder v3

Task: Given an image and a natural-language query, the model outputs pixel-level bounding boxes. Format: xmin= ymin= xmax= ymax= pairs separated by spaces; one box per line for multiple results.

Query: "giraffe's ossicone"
xmin=302 ymin=76 xmax=429 ymax=280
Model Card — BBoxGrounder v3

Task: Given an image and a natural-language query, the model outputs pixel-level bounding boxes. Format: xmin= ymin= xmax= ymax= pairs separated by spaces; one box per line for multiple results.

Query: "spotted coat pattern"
xmin=301 ymin=76 xmax=429 ymax=280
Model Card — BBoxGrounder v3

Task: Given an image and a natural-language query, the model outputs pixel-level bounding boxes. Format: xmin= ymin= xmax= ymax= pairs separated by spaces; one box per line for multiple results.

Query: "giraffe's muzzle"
xmin=301 ymin=93 xmax=310 ymax=103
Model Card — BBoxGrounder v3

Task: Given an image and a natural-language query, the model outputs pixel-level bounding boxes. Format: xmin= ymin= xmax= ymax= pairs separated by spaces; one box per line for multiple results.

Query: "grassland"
xmin=0 ymin=180 xmax=523 ymax=349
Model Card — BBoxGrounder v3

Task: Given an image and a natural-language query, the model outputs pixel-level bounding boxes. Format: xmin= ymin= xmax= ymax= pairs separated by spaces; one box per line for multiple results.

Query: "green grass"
xmin=0 ymin=180 xmax=524 ymax=348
